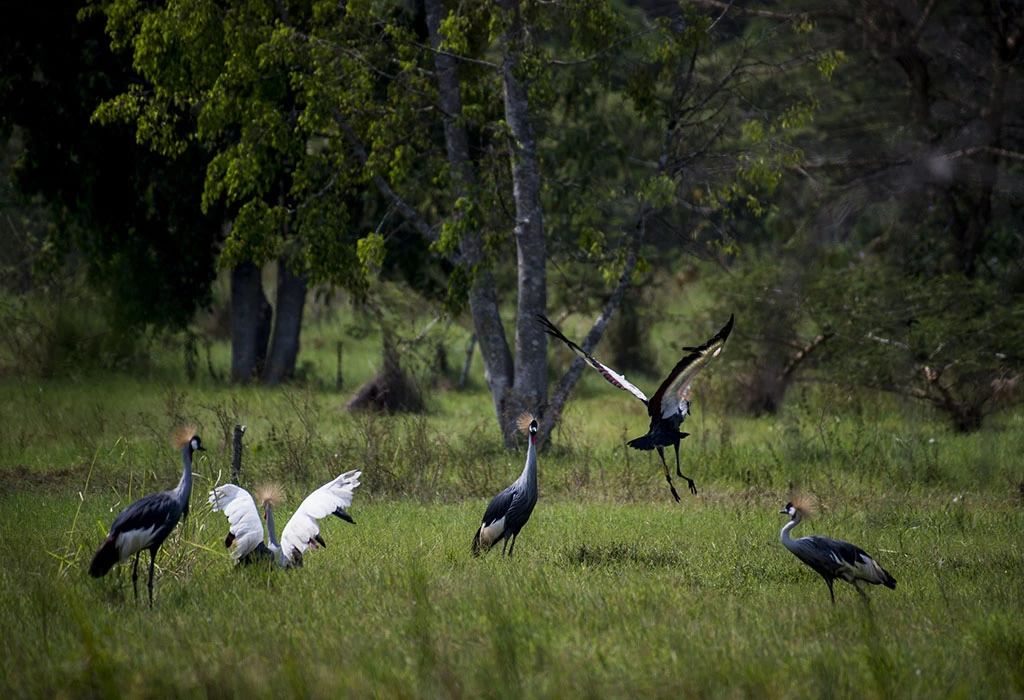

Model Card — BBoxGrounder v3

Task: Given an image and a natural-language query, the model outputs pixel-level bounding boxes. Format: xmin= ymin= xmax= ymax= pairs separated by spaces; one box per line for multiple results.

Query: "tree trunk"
xmin=498 ymin=0 xmax=548 ymax=446
xmin=426 ymin=0 xmax=516 ymax=434
xmin=230 ymin=261 xmax=271 ymax=384
xmin=262 ymin=255 xmax=308 ymax=385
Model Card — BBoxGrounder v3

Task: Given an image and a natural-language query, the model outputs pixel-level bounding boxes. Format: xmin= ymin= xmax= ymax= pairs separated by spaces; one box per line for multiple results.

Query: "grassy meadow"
xmin=0 ymin=301 xmax=1022 ymax=699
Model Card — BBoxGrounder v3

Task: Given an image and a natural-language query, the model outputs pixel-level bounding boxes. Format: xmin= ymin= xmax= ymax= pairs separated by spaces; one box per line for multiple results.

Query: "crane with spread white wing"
xmin=209 ymin=470 xmax=361 ymax=568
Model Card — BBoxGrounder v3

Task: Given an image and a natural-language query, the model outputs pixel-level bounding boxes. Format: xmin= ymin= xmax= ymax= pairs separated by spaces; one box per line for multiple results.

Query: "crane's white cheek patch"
xmin=478 ymin=518 xmax=506 ymax=547
xmin=117 ymin=527 xmax=157 ymax=561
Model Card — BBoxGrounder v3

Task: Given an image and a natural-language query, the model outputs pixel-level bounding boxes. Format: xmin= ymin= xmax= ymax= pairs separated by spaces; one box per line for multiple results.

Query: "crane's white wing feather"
xmin=280 ymin=470 xmax=361 ymax=561
xmin=651 ymin=315 xmax=733 ymax=420
xmin=208 ymin=484 xmax=265 ymax=561
xmin=537 ymin=314 xmax=649 ymax=404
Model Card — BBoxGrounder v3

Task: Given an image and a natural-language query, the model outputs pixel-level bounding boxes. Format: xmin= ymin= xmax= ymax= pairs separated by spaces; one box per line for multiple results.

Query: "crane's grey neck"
xmin=520 ymin=433 xmax=538 ymax=487
xmin=264 ymin=505 xmax=286 ymax=566
xmin=174 ymin=441 xmax=194 ymax=506
xmin=265 ymin=504 xmax=280 ymax=547
xmin=780 ymin=514 xmax=801 ymax=548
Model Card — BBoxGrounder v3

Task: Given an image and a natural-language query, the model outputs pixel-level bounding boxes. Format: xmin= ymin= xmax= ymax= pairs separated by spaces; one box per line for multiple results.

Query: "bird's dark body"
xmin=626 ymin=414 xmax=689 ymax=454
xmin=473 ymin=481 xmax=538 ymax=554
xmin=88 ymin=492 xmax=186 ymax=577
xmin=236 ymin=542 xmax=277 ymax=567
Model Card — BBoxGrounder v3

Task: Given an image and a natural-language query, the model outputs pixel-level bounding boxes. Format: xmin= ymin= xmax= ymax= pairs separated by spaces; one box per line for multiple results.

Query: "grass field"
xmin=0 ymin=318 xmax=1022 ymax=698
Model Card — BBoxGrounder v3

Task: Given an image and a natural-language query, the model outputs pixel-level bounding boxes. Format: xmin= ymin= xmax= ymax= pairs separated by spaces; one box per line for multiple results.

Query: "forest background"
xmin=0 ymin=0 xmax=1022 ymax=697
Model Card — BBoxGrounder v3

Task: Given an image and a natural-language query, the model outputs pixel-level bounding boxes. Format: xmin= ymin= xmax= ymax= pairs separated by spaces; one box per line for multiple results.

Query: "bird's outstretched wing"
xmin=280 ymin=470 xmax=361 ymax=560
xmin=208 ymin=484 xmax=265 ymax=561
xmin=537 ymin=314 xmax=649 ymax=405
xmin=648 ymin=314 xmax=734 ymax=420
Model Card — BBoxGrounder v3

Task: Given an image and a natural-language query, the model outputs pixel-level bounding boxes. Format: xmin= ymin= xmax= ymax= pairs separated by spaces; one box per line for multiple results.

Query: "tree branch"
xmin=331 ymin=107 xmax=438 ymax=241
xmin=683 ymin=0 xmax=847 ymax=22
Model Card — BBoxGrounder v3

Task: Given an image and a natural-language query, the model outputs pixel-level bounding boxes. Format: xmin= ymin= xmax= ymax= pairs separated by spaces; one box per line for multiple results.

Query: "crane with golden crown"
xmin=209 ymin=470 xmax=361 ymax=568
xmin=89 ymin=427 xmax=205 ymax=606
xmin=472 ymin=413 xmax=539 ymax=557
xmin=779 ymin=494 xmax=897 ymax=604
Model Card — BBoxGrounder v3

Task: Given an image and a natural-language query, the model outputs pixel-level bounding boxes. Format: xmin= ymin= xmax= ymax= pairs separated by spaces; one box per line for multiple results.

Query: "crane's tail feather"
xmin=626 ymin=434 xmax=655 ymax=451
xmin=880 ymin=566 xmax=896 ymax=589
xmin=88 ymin=536 xmax=119 ymax=578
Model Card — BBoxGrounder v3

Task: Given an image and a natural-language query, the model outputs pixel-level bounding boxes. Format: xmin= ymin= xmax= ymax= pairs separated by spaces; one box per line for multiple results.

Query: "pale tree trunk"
xmin=425 ymin=0 xmax=515 ymax=431
xmin=497 ymin=0 xmax=548 ymax=446
xmin=262 ymin=255 xmax=307 ymax=385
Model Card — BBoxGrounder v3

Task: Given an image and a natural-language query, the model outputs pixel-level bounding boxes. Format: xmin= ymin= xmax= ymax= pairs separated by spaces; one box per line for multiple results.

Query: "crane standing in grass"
xmin=779 ymin=497 xmax=897 ymax=604
xmin=472 ymin=414 xmax=538 ymax=557
xmin=209 ymin=470 xmax=361 ymax=568
xmin=538 ymin=313 xmax=733 ymax=501
xmin=89 ymin=428 xmax=205 ymax=606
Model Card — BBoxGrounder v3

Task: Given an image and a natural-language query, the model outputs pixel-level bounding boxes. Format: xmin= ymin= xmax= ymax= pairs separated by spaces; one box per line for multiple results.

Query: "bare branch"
xmin=331 ymin=108 xmax=438 ymax=241
xmin=780 ymin=332 xmax=834 ymax=380
xmin=682 ymin=0 xmax=846 ymax=22
xmin=909 ymin=0 xmax=938 ymax=45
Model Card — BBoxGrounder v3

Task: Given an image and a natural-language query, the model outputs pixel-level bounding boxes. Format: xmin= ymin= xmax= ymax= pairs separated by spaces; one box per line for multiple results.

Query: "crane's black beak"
xmin=779 ymin=508 xmax=790 ymax=515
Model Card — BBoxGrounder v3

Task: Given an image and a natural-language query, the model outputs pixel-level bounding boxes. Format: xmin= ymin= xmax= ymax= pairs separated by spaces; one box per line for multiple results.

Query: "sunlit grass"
xmin=2 ymin=486 xmax=1022 ymax=697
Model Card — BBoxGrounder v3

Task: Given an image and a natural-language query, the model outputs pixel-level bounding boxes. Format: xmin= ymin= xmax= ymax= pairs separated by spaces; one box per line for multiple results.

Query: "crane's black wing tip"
xmin=333 ymin=507 xmax=355 ymax=524
xmin=536 ymin=314 xmax=585 ymax=354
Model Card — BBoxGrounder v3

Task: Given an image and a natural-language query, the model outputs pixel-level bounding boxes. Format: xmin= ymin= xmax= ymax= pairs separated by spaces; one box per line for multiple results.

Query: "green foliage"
xmin=1 ymin=1 xmax=222 ymax=331
xmin=707 ymin=247 xmax=1024 ymax=429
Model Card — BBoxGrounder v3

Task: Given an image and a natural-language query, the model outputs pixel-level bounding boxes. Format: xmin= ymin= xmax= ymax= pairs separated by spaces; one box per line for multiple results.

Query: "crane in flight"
xmin=538 ymin=313 xmax=733 ymax=500
xmin=209 ymin=470 xmax=361 ymax=568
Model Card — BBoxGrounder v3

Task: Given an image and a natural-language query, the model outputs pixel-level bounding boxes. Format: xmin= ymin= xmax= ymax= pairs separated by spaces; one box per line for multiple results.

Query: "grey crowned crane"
xmin=89 ymin=428 xmax=205 ymax=606
xmin=209 ymin=470 xmax=361 ymax=568
xmin=472 ymin=414 xmax=538 ymax=557
xmin=779 ymin=497 xmax=897 ymax=604
xmin=538 ymin=313 xmax=733 ymax=501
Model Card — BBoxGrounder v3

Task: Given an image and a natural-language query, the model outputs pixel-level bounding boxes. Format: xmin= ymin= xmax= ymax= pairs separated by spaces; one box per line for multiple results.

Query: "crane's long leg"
xmin=501 ymin=535 xmax=510 ymax=556
xmin=672 ymin=443 xmax=698 ymax=495
xmin=507 ymin=533 xmax=517 ymax=557
xmin=131 ymin=551 xmax=141 ymax=602
xmin=147 ymin=549 xmax=157 ymax=608
xmin=825 ymin=578 xmax=836 ymax=605
xmin=655 ymin=447 xmax=681 ymax=503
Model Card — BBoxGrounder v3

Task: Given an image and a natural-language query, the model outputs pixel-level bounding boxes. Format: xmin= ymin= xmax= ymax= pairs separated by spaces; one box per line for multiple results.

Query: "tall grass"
xmin=0 ymin=313 xmax=1021 ymax=697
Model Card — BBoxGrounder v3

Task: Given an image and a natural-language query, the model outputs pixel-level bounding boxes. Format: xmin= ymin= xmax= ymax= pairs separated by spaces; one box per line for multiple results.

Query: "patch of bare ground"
xmin=0 ymin=463 xmax=107 ymax=493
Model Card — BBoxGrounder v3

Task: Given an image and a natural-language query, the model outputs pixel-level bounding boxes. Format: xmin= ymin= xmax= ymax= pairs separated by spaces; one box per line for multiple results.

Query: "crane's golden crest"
xmin=787 ymin=491 xmax=817 ymax=518
xmin=516 ymin=412 xmax=536 ymax=435
xmin=256 ymin=483 xmax=284 ymax=509
xmin=173 ymin=425 xmax=199 ymax=450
